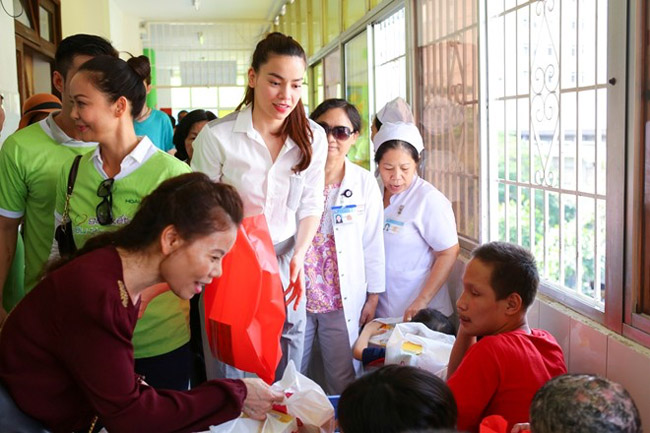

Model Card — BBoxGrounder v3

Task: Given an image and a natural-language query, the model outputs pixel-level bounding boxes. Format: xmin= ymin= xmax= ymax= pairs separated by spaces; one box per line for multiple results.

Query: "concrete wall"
xmin=0 ymin=1 xmax=20 ymax=144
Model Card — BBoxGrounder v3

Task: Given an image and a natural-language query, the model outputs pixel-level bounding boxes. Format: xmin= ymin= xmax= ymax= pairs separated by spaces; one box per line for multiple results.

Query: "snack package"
xmin=208 ymin=411 xmax=298 ymax=433
xmin=367 ymin=317 xmax=402 ymax=347
xmin=271 ymin=361 xmax=336 ymax=433
xmin=384 ymin=322 xmax=456 ymax=379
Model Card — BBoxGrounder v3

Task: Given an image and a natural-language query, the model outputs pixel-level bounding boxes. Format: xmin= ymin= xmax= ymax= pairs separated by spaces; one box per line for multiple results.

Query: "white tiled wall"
xmin=536 ymin=298 xmax=650 ymax=428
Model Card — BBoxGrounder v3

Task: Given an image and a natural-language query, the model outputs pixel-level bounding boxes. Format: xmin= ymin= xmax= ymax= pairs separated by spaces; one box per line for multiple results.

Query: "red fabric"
xmin=204 ymin=214 xmax=286 ymax=384
xmin=447 ymin=329 xmax=567 ymax=433
xmin=0 ymin=247 xmax=246 ymax=433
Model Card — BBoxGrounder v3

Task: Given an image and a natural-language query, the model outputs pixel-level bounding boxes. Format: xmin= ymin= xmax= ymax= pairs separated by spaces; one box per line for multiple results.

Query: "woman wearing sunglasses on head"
xmin=52 ymin=55 xmax=193 ymax=391
xmin=1 ymin=173 xmax=283 ymax=433
xmin=300 ymin=99 xmax=385 ymax=394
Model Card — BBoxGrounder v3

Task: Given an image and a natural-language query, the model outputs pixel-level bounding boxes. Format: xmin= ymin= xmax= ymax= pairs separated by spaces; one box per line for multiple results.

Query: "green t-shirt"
xmin=0 ymin=119 xmax=96 ymax=294
xmin=56 ymin=143 xmax=192 ymax=358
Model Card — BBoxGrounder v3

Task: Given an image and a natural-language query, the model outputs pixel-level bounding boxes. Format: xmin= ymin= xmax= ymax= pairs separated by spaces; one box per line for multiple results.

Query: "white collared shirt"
xmin=191 ymin=105 xmax=327 ymax=244
xmin=90 ymin=135 xmax=159 ymax=180
xmin=44 ymin=112 xmax=96 ymax=148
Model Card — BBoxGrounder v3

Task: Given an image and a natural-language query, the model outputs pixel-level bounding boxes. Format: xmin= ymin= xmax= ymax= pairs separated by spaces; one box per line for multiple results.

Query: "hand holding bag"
xmin=54 ymin=155 xmax=82 ymax=257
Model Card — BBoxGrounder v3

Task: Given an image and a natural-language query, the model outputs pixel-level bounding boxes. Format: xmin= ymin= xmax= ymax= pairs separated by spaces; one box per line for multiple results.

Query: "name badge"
xmin=332 ymin=205 xmax=357 ymax=225
xmin=384 ymin=218 xmax=404 ymax=234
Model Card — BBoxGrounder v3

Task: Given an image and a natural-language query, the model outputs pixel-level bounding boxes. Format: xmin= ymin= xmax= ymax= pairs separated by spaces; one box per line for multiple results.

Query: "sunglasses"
xmin=96 ymin=178 xmax=114 ymax=225
xmin=317 ymin=122 xmax=354 ymax=140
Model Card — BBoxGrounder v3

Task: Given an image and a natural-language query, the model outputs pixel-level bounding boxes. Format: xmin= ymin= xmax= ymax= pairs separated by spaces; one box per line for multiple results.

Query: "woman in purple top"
xmin=0 ymin=173 xmax=282 ymax=433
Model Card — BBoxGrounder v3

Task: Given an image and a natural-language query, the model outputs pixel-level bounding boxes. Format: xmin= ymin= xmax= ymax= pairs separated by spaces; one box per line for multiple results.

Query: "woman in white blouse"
xmin=191 ymin=33 xmax=327 ymax=380
xmin=373 ymin=122 xmax=460 ymax=322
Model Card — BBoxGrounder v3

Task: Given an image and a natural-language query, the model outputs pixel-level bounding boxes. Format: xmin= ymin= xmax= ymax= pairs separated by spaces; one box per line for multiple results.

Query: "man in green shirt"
xmin=0 ymin=34 xmax=118 ymax=324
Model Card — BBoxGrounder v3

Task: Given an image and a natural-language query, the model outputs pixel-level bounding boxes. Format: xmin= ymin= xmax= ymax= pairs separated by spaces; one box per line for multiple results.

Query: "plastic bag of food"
xmin=385 ymin=322 xmax=456 ymax=379
xmin=271 ymin=361 xmax=336 ymax=433
xmin=208 ymin=411 xmax=298 ymax=433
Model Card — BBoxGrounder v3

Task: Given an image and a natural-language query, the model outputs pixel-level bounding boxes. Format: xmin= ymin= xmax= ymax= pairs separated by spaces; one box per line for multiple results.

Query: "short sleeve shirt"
xmin=134 ymin=109 xmax=174 ymax=152
xmin=0 ymin=114 xmax=96 ymax=291
xmin=55 ymin=137 xmax=192 ymax=358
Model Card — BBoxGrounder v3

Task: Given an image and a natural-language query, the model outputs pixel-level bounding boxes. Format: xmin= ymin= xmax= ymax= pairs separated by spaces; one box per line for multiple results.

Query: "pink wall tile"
xmin=568 ymin=318 xmax=607 ymax=376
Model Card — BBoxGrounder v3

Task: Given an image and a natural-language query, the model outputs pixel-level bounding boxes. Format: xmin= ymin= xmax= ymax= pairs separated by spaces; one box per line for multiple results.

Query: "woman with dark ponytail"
xmin=127 ymin=55 xmax=175 ymax=152
xmin=52 ymin=54 xmax=193 ymax=391
xmin=192 ymin=32 xmax=327 ymax=380
xmin=1 ymin=173 xmax=284 ymax=432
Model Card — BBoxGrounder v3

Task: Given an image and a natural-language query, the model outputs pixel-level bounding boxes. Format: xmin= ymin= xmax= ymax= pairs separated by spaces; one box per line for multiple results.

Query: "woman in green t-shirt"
xmin=55 ymin=55 xmax=193 ymax=390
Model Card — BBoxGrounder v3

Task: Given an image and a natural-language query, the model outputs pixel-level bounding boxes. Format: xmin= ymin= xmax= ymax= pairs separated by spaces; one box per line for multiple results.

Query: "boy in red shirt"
xmin=447 ymin=242 xmax=567 ymax=432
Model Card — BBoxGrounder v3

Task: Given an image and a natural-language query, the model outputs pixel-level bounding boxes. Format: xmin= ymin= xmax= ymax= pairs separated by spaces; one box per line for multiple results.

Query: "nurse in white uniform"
xmin=373 ymin=121 xmax=459 ymax=321
xmin=192 ymin=33 xmax=327 ymax=380
xmin=301 ymin=99 xmax=385 ymax=394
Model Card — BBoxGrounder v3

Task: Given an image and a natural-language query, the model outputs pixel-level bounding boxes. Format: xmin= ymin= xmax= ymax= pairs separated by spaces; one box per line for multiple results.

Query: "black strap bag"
xmin=54 ymin=155 xmax=82 ymax=257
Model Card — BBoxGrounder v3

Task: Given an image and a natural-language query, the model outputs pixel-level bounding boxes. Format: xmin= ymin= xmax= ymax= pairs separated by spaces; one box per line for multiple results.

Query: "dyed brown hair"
xmin=236 ymin=32 xmax=312 ymax=173
xmin=49 ymin=173 xmax=243 ymax=271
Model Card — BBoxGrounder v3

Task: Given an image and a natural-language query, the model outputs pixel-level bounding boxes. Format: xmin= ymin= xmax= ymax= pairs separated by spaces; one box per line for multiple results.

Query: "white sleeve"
xmin=48 ymin=210 xmax=63 ymax=262
xmin=419 ymin=188 xmax=459 ymax=251
xmin=362 ymin=173 xmax=385 ymax=294
xmin=190 ymin=124 xmax=223 ymax=181
xmin=296 ymin=127 xmax=327 ymax=221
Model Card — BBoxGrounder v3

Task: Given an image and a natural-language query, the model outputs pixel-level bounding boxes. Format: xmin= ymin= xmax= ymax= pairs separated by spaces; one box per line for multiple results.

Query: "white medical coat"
xmin=330 ymin=159 xmax=386 ymax=348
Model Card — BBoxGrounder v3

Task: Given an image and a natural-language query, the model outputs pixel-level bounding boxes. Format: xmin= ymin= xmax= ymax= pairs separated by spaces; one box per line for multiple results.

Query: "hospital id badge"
xmin=384 ymin=218 xmax=404 ymax=234
xmin=332 ymin=205 xmax=356 ymax=225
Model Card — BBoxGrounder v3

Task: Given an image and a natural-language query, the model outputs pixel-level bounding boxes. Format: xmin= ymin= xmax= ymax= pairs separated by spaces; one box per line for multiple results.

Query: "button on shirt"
xmin=191 ymin=105 xmax=327 ymax=245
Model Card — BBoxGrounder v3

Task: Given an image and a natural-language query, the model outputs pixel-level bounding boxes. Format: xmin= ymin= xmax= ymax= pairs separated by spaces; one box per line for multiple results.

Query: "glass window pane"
xmin=39 ymin=6 xmax=53 ymax=42
xmin=344 ymin=0 xmax=367 ymax=30
xmin=311 ymin=0 xmax=323 ymax=52
xmin=417 ymin=0 xmax=480 ymax=242
xmin=171 ymin=87 xmax=191 ymax=109
xmin=323 ymin=48 xmax=341 ymax=99
xmin=486 ymin=0 xmax=608 ymax=308
xmin=324 ymin=0 xmax=341 ymax=45
xmin=191 ymin=87 xmax=218 ymax=109
xmin=14 ymin=0 xmax=34 ymax=29
xmin=373 ymin=8 xmax=406 ymax=112
xmin=345 ymin=31 xmax=370 ymax=169
xmin=218 ymin=87 xmax=245 ymax=108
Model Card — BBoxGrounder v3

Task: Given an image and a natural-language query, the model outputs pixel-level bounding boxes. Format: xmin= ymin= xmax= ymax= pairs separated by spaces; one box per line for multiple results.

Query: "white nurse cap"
xmin=372 ymin=121 xmax=425 ymax=154
xmin=376 ymin=97 xmax=415 ymax=124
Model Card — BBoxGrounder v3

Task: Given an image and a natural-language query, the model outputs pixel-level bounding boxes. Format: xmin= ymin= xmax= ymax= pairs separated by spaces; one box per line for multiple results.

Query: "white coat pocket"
xmin=286 ymin=174 xmax=304 ymax=211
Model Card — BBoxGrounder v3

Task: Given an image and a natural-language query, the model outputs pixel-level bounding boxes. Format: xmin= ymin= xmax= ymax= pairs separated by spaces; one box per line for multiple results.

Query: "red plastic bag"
xmin=480 ymin=415 xmax=531 ymax=433
xmin=204 ymin=214 xmax=286 ymax=384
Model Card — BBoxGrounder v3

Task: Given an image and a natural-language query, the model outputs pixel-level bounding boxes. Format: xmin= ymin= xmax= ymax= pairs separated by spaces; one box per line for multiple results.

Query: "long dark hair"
xmin=49 ymin=173 xmax=243 ymax=271
xmin=236 ymin=32 xmax=312 ymax=173
xmin=173 ymin=109 xmax=217 ymax=161
xmin=78 ymin=55 xmax=148 ymax=118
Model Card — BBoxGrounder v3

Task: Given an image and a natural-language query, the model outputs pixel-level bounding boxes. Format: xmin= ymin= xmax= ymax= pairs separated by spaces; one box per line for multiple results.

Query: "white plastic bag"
xmin=385 ymin=322 xmax=456 ymax=379
xmin=208 ymin=410 xmax=298 ymax=433
xmin=271 ymin=360 xmax=336 ymax=433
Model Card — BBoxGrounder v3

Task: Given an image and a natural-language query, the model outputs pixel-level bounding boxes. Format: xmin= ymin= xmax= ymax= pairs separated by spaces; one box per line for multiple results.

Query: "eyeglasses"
xmin=96 ymin=178 xmax=114 ymax=225
xmin=317 ymin=122 xmax=354 ymax=141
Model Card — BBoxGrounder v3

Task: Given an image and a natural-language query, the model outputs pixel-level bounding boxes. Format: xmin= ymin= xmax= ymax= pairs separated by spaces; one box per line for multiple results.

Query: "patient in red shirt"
xmin=446 ymin=242 xmax=567 ymax=433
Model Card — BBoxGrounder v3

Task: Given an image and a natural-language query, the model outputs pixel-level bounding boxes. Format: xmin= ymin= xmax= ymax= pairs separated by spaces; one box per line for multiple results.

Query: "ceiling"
xmin=111 ymin=0 xmax=284 ymax=22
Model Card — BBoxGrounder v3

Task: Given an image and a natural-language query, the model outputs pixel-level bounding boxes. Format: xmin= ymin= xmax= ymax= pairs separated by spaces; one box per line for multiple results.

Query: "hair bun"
xmin=126 ymin=55 xmax=151 ymax=83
